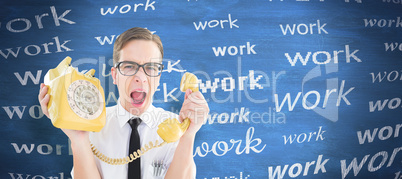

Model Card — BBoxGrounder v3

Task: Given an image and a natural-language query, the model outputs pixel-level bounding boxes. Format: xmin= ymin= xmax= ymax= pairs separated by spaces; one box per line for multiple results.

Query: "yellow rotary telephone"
xmin=44 ymin=56 xmax=106 ymax=132
xmin=44 ymin=57 xmax=199 ymax=165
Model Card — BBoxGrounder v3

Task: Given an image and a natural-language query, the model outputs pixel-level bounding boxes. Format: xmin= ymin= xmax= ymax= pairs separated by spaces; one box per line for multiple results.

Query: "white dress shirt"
xmin=72 ymin=101 xmax=180 ymax=179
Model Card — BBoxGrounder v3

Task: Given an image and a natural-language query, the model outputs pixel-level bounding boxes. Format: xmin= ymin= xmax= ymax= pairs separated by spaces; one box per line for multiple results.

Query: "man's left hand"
xmin=179 ymin=89 xmax=209 ymax=137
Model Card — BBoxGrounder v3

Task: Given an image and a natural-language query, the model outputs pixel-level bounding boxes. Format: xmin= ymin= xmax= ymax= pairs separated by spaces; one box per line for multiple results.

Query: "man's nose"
xmin=133 ymin=69 xmax=147 ymax=83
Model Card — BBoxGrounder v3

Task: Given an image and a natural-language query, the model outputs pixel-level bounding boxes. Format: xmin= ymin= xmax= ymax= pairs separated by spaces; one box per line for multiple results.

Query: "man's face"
xmin=111 ymin=39 xmax=162 ymax=115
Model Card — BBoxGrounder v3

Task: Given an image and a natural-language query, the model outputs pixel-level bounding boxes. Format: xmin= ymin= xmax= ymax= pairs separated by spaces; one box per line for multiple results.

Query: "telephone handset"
xmin=44 ymin=57 xmax=199 ymax=165
xmin=156 ymin=72 xmax=199 ymax=143
xmin=44 ymin=56 xmax=106 ymax=132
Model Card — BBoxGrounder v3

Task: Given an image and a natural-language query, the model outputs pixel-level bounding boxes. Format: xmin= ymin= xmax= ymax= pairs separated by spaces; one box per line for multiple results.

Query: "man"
xmin=38 ymin=27 xmax=209 ymax=179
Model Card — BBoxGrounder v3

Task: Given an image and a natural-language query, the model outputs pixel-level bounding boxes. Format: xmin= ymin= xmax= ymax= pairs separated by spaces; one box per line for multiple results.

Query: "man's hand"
xmin=166 ymin=89 xmax=208 ymax=179
xmin=38 ymin=83 xmax=51 ymax=118
xmin=179 ymin=89 xmax=209 ymax=138
xmin=39 ymin=83 xmax=100 ymax=178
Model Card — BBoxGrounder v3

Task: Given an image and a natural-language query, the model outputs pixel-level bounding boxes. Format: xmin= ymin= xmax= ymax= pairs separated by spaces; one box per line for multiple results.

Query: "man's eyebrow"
xmin=150 ymin=57 xmax=163 ymax=62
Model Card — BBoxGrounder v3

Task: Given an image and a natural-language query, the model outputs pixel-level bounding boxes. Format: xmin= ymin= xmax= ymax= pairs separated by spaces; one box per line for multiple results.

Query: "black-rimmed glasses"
xmin=115 ymin=61 xmax=164 ymax=77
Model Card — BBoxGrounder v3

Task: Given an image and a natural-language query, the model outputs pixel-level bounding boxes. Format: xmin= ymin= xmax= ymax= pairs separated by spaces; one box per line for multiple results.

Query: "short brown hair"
xmin=113 ymin=27 xmax=163 ymax=66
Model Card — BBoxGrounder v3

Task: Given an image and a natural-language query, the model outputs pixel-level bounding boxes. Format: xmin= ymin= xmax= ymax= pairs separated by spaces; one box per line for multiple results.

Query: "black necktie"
xmin=128 ymin=117 xmax=142 ymax=179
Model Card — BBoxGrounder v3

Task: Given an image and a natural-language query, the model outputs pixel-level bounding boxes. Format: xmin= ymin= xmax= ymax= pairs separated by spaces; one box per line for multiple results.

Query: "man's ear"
xmin=111 ymin=67 xmax=117 ymax=85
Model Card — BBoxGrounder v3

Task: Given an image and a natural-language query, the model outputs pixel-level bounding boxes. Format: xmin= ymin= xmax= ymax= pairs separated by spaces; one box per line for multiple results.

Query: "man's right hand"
xmin=38 ymin=83 xmax=101 ymax=179
xmin=38 ymin=83 xmax=50 ymax=119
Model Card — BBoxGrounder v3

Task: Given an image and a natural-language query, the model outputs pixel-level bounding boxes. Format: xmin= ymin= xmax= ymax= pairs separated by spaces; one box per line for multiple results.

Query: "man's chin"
xmin=126 ymin=98 xmax=150 ymax=115
xmin=131 ymin=100 xmax=145 ymax=108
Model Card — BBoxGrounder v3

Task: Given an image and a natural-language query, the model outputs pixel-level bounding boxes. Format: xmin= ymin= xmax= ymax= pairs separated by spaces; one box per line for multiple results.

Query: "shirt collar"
xmin=117 ymin=100 xmax=157 ymax=129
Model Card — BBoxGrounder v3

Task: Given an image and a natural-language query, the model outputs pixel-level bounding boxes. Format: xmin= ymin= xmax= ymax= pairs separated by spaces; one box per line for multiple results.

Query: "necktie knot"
xmin=128 ymin=117 xmax=142 ymax=129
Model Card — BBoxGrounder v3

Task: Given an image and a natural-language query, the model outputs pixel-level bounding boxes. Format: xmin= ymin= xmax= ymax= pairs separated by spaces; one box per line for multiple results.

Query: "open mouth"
xmin=131 ymin=90 xmax=147 ymax=106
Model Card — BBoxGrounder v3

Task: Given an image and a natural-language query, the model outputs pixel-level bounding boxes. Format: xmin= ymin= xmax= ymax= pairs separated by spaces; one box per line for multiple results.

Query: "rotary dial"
xmin=67 ymin=80 xmax=103 ymax=120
